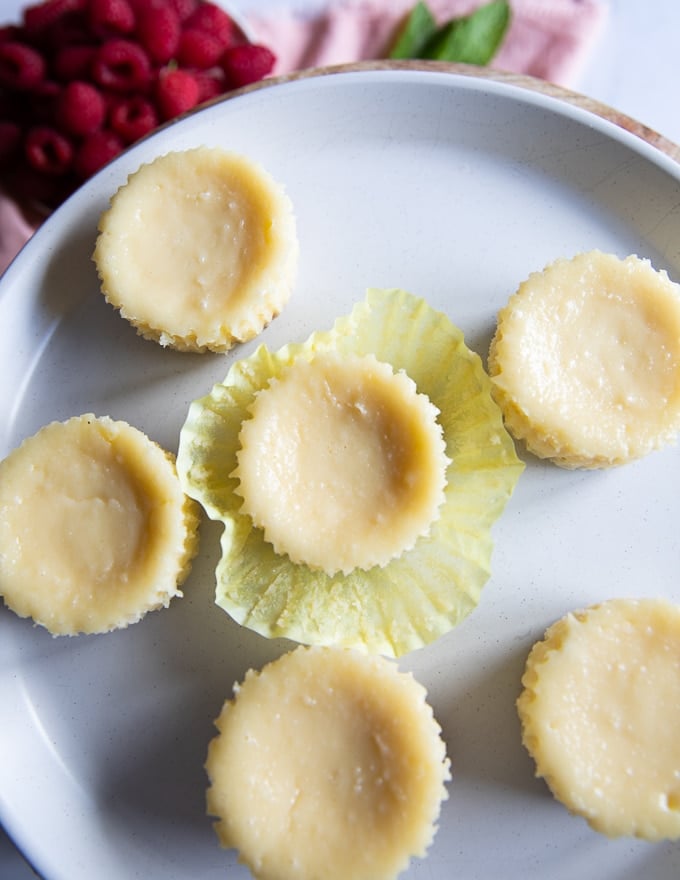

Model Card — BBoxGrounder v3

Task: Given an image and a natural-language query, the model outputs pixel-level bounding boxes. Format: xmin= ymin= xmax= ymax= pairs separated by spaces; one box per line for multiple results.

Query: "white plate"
xmin=1 ymin=64 xmax=679 ymax=880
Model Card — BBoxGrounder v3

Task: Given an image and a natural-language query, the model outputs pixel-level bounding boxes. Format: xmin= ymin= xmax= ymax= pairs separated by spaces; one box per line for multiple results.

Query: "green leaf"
xmin=388 ymin=0 xmax=438 ymax=59
xmin=422 ymin=0 xmax=511 ymax=65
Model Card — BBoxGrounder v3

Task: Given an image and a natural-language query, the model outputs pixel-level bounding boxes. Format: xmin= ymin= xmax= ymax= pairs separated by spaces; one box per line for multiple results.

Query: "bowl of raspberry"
xmin=0 ymin=0 xmax=276 ymax=216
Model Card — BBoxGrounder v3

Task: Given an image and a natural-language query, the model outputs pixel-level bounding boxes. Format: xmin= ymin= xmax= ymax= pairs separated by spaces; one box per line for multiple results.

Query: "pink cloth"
xmin=246 ymin=0 xmax=607 ymax=87
xmin=0 ymin=196 xmax=34 ymax=272
xmin=1 ymin=0 xmax=607 ymax=274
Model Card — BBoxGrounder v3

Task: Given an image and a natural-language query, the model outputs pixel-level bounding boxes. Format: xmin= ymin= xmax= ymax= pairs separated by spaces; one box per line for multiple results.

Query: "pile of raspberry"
xmin=0 ymin=0 xmax=276 ymax=211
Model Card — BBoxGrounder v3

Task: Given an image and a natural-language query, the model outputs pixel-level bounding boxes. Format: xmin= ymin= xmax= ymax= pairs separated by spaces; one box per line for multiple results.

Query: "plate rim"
xmin=182 ymin=59 xmax=680 ymax=164
xmin=5 ymin=60 xmax=680 ymax=292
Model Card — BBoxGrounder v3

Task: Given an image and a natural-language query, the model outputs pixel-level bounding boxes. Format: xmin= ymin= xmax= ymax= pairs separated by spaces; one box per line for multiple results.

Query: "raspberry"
xmin=155 ymin=67 xmax=199 ymax=120
xmin=8 ymin=162 xmax=72 ymax=210
xmin=194 ymin=69 xmax=224 ymax=103
xmin=74 ymin=129 xmax=123 ymax=179
xmin=0 ymin=121 xmax=22 ymax=166
xmin=56 ymin=81 xmax=106 ymax=136
xmin=8 ymin=78 xmax=61 ymax=128
xmin=109 ymin=94 xmax=158 ymax=143
xmin=88 ymin=0 xmax=136 ymax=38
xmin=135 ymin=1 xmax=181 ymax=64
xmin=30 ymin=79 xmax=62 ymax=124
xmin=166 ymin=0 xmax=198 ymax=21
xmin=0 ymin=42 xmax=46 ymax=90
xmin=42 ymin=11 xmax=91 ymax=50
xmin=220 ymin=44 xmax=275 ymax=90
xmin=176 ymin=28 xmax=223 ymax=69
xmin=22 ymin=0 xmax=85 ymax=40
xmin=25 ymin=125 xmax=74 ymax=175
xmin=0 ymin=25 xmax=22 ymax=43
xmin=91 ymin=39 xmax=152 ymax=92
xmin=53 ymin=44 xmax=96 ymax=81
xmin=0 ymin=0 xmax=278 ymax=212
xmin=32 ymin=78 xmax=60 ymax=97
xmin=185 ymin=2 xmax=235 ymax=48
xmin=0 ymin=88 xmax=19 ymax=116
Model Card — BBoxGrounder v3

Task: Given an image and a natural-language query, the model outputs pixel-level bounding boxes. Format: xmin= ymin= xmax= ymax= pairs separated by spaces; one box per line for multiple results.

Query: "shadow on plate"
xmin=84 ymin=517 xmax=293 ymax=858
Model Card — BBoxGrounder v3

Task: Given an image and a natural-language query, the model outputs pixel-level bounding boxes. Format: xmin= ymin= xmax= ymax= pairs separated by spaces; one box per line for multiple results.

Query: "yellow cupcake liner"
xmin=177 ymin=288 xmax=524 ymax=656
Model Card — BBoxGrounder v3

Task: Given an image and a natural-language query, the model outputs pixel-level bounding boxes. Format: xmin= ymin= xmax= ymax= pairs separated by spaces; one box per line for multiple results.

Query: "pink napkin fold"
xmin=0 ymin=195 xmax=34 ymax=272
xmin=0 ymin=0 xmax=607 ymax=275
xmin=246 ymin=0 xmax=607 ymax=88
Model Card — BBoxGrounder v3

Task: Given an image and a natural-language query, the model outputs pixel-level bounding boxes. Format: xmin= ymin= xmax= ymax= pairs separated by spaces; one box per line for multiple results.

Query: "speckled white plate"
xmin=1 ymin=64 xmax=680 ymax=880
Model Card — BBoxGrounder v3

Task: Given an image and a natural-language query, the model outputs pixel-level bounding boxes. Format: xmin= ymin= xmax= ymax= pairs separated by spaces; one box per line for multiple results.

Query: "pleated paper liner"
xmin=177 ymin=288 xmax=524 ymax=656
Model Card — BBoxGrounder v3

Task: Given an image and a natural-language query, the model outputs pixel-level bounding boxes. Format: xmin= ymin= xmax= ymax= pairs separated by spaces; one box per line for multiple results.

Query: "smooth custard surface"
xmin=94 ymin=147 xmax=298 ymax=352
xmin=206 ymin=645 xmax=450 ymax=880
xmin=489 ymin=251 xmax=680 ymax=467
xmin=518 ymin=598 xmax=680 ymax=840
xmin=0 ymin=414 xmax=199 ymax=635
xmin=234 ymin=352 xmax=449 ymax=575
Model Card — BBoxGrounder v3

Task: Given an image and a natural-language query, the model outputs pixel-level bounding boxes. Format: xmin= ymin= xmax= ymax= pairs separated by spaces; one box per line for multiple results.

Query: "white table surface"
xmin=1 ymin=0 xmax=679 ymax=876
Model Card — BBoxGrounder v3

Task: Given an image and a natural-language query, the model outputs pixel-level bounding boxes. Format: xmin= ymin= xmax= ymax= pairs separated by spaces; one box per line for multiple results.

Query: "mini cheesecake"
xmin=0 ymin=414 xmax=200 ymax=635
xmin=489 ymin=251 xmax=680 ymax=468
xmin=93 ymin=147 xmax=298 ymax=352
xmin=233 ymin=352 xmax=449 ymax=575
xmin=206 ymin=645 xmax=451 ymax=880
xmin=518 ymin=598 xmax=680 ymax=840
